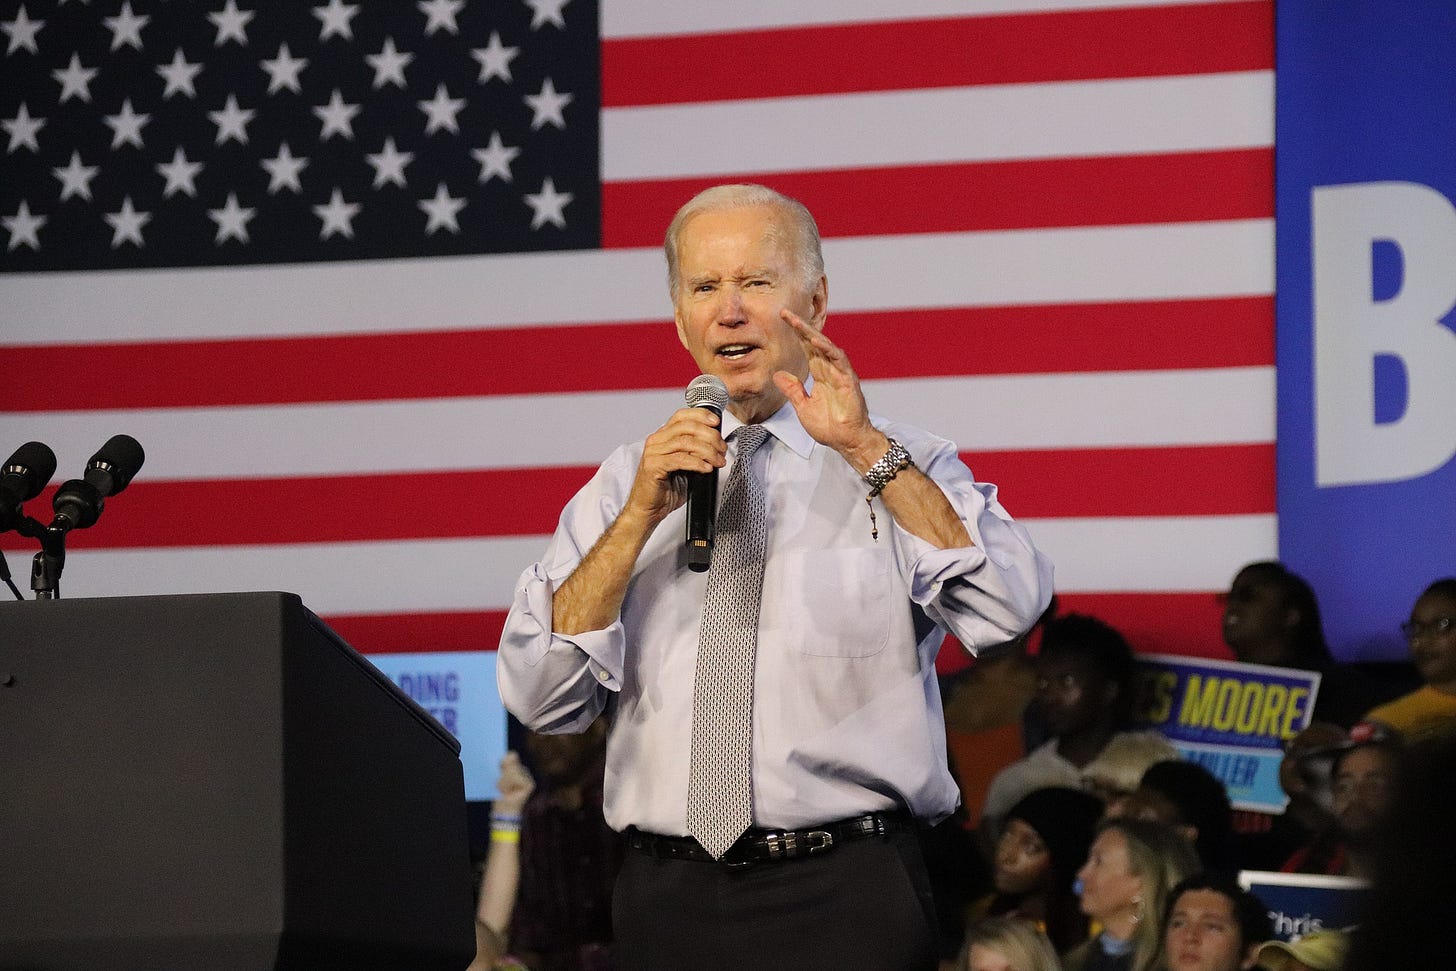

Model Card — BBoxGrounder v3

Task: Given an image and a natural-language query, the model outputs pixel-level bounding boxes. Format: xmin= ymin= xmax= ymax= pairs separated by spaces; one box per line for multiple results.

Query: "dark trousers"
xmin=612 ymin=827 xmax=938 ymax=971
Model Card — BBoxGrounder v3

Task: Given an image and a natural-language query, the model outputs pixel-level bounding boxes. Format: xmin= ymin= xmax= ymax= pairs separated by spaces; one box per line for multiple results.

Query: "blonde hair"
xmin=663 ymin=183 xmax=824 ymax=298
xmin=1099 ymin=818 xmax=1200 ymax=971
xmin=961 ymin=917 xmax=1062 ymax=971
xmin=1081 ymin=732 xmax=1179 ymax=799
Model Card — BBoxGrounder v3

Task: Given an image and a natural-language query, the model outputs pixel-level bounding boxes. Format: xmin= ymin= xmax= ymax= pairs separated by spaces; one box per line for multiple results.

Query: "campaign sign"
xmin=366 ymin=650 xmax=509 ymax=801
xmin=1238 ymin=871 xmax=1367 ymax=942
xmin=1130 ymin=655 xmax=1320 ymax=811
xmin=1276 ymin=1 xmax=1456 ymax=662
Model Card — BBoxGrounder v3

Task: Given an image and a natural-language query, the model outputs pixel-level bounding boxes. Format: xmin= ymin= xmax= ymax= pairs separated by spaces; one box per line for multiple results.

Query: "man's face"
xmin=672 ymin=204 xmax=826 ymax=424
xmin=1164 ymin=889 xmax=1254 ymax=971
xmin=1331 ymin=745 xmax=1394 ymax=841
xmin=1035 ymin=650 xmax=1111 ymax=737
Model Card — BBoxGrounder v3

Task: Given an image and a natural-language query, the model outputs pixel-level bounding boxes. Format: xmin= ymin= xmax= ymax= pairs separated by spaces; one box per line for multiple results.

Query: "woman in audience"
xmin=1063 ymin=818 xmax=1199 ymax=971
xmin=1161 ymin=874 xmax=1270 ymax=971
xmin=1220 ymin=561 xmax=1374 ymax=726
xmin=1364 ymin=577 xmax=1456 ymax=743
xmin=985 ymin=787 xmax=1102 ymax=952
xmin=960 ymin=917 xmax=1062 ymax=971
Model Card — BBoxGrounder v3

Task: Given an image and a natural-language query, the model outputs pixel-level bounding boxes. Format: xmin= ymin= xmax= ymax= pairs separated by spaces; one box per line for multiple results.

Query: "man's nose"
xmin=714 ymin=286 xmax=745 ymax=324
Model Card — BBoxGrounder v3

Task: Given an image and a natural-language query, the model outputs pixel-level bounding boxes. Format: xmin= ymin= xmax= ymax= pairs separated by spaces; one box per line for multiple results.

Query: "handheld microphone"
xmin=683 ymin=375 xmax=728 ymax=572
xmin=0 ymin=441 xmax=57 ymax=532
xmin=49 ymin=434 xmax=146 ymax=532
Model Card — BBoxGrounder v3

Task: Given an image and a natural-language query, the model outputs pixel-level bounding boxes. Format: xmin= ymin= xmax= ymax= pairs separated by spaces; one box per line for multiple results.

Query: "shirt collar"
xmin=719 ymin=380 xmax=816 ymax=459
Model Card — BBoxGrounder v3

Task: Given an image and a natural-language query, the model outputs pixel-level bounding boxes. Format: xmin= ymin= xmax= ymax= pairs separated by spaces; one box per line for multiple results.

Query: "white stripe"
xmin=0 ymin=220 xmax=1271 ymax=344
xmin=0 ymin=368 xmax=1272 ymax=481
xmin=1029 ymin=514 xmax=1278 ymax=592
xmin=603 ymin=0 xmax=1251 ymax=39
xmin=41 ymin=513 xmax=1276 ymax=612
xmin=603 ymin=72 xmax=1273 ymax=181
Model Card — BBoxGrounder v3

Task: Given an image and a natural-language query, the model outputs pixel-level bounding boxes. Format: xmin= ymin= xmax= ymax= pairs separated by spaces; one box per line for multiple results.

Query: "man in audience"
xmin=1281 ymin=721 xmax=1400 ymax=879
xmin=1162 ymin=874 xmax=1271 ymax=971
xmin=1365 ymin=577 xmax=1456 ymax=743
xmin=982 ymin=614 xmax=1160 ymax=838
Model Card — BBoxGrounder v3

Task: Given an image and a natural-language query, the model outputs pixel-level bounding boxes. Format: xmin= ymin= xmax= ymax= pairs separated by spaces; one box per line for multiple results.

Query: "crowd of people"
xmin=468 ymin=564 xmax=1456 ymax=971
xmin=476 ymin=180 xmax=1451 ymax=971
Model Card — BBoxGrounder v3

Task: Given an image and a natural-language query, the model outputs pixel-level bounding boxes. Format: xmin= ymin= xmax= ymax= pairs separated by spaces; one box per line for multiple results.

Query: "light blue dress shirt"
xmin=498 ymin=400 xmax=1054 ymax=835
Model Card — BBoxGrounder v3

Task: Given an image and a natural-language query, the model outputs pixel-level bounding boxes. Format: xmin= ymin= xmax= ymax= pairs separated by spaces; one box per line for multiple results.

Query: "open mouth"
xmin=716 ymin=343 xmax=756 ymax=360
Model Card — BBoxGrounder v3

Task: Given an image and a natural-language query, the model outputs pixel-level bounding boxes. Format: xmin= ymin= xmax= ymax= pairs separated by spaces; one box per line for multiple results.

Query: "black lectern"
xmin=0 ymin=592 xmax=475 ymax=970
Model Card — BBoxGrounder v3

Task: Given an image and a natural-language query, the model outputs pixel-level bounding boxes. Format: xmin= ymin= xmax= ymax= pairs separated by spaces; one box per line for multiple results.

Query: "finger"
xmin=781 ymin=308 xmax=845 ymax=360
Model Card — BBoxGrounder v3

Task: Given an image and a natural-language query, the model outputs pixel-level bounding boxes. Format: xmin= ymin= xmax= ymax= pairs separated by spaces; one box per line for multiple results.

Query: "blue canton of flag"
xmin=0 ymin=0 xmax=600 ymax=269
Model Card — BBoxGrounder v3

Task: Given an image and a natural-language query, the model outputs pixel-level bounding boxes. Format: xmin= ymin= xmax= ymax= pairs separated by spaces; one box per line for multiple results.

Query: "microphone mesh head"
xmin=685 ymin=374 xmax=729 ymax=411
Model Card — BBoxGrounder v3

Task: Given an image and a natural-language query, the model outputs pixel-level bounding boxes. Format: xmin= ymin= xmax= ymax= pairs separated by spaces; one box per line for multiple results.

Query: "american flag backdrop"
xmin=1 ymin=0 xmax=1274 ymax=667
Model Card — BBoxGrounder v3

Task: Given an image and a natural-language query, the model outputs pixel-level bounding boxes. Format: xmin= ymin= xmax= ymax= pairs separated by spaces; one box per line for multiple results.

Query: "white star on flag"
xmin=208 ymin=94 xmax=255 ymax=145
xmin=2 ymin=5 xmax=44 ymax=55
xmin=261 ymin=142 xmax=309 ymax=194
xmin=524 ymin=0 xmax=569 ymax=31
xmin=52 ymin=151 xmax=99 ymax=201
xmin=313 ymin=188 xmax=361 ymax=239
xmin=471 ymin=31 xmax=519 ymax=83
xmin=418 ymin=84 xmax=466 ymax=136
xmin=52 ymin=54 xmax=98 ymax=104
xmin=261 ymin=43 xmax=309 ymax=95
xmin=208 ymin=0 xmax=254 ymax=46
xmin=105 ymin=196 xmax=151 ymax=248
xmin=312 ymin=0 xmax=359 ymax=42
xmin=366 ymin=37 xmax=413 ymax=90
xmin=313 ymin=89 xmax=360 ymax=140
xmin=156 ymin=49 xmax=203 ymax=99
xmin=525 ymin=77 xmax=572 ymax=131
xmin=471 ymin=131 xmax=519 ymax=183
xmin=208 ymin=192 xmax=255 ymax=244
xmin=418 ymin=183 xmax=465 ymax=234
xmin=156 ymin=147 xmax=204 ymax=198
xmin=3 ymin=103 xmax=45 ymax=153
xmin=3 ymin=199 xmax=45 ymax=250
xmin=524 ymin=177 xmax=572 ymax=229
xmin=104 ymin=99 xmax=150 ymax=150
xmin=418 ymin=0 xmax=465 ymax=36
xmin=366 ymin=137 xmax=414 ymax=189
xmin=103 ymin=2 xmax=149 ymax=51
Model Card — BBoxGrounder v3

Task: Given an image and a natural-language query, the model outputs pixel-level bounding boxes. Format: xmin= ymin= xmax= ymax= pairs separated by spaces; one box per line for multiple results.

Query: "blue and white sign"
xmin=1130 ymin=654 xmax=1320 ymax=812
xmin=1276 ymin=0 xmax=1456 ymax=661
xmin=366 ymin=650 xmax=508 ymax=802
xmin=1238 ymin=871 xmax=1366 ymax=942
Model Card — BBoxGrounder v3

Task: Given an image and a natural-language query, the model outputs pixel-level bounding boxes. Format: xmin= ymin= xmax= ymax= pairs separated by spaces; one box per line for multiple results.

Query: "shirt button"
xmin=598 ymin=669 xmax=611 ymax=682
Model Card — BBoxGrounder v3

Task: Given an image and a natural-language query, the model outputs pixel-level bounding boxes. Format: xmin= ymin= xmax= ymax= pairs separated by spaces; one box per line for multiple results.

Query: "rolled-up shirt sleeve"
xmin=496 ymin=447 xmax=639 ymax=734
xmin=889 ymin=429 xmax=1054 ymax=654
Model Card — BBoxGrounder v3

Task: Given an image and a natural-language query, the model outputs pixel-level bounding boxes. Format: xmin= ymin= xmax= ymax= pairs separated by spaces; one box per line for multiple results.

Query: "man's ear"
xmin=673 ymin=307 xmax=690 ymax=351
xmin=808 ymin=275 xmax=828 ymax=330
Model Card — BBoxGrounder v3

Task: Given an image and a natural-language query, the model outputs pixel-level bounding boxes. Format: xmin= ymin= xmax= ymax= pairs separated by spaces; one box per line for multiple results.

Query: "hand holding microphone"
xmin=681 ymin=375 xmax=729 ymax=572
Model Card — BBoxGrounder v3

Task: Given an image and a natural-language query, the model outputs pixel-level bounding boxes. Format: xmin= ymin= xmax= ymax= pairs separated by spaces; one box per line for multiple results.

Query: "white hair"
xmin=663 ymin=183 xmax=824 ymax=298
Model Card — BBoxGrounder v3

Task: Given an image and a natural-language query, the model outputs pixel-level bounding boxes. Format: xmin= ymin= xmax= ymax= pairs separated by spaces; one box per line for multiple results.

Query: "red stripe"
xmin=972 ymin=443 xmax=1275 ymax=520
xmin=0 ymin=296 xmax=1271 ymax=411
xmin=330 ymin=594 xmax=1234 ymax=660
xmin=603 ymin=150 xmax=1273 ymax=249
xmin=602 ymin=2 xmax=1273 ymax=107
xmin=1054 ymin=591 xmax=1234 ymax=659
xmin=324 ymin=609 xmax=506 ymax=655
xmin=1 ymin=443 xmax=1271 ymax=552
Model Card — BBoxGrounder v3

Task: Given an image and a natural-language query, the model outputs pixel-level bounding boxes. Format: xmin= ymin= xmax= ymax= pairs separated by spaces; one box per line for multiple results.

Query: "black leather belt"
xmin=627 ymin=811 xmax=910 ymax=867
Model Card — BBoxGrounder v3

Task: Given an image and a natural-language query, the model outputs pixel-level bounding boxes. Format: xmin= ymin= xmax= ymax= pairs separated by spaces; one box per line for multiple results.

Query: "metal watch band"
xmin=863 ymin=437 xmax=913 ymax=496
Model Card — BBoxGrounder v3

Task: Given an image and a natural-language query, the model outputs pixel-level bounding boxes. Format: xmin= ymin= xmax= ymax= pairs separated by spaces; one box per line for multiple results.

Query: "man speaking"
xmin=497 ymin=184 xmax=1053 ymax=970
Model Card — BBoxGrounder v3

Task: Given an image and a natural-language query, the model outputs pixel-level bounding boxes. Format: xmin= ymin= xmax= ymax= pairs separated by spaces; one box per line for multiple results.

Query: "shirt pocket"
xmin=784 ymin=547 xmax=895 ymax=658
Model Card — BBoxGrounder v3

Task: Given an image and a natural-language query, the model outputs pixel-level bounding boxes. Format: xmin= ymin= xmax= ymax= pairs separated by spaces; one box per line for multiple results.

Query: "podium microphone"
xmin=0 ymin=441 xmax=57 ymax=533
xmin=49 ymin=434 xmax=146 ymax=533
xmin=683 ymin=374 xmax=728 ymax=572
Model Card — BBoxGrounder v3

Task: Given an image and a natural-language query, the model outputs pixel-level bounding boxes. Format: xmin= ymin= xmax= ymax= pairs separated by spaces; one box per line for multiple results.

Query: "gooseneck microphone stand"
xmin=10 ymin=514 xmax=65 ymax=599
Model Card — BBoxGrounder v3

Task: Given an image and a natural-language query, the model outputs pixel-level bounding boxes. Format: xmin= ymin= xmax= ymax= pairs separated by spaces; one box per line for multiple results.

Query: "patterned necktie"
xmin=686 ymin=423 xmax=770 ymax=859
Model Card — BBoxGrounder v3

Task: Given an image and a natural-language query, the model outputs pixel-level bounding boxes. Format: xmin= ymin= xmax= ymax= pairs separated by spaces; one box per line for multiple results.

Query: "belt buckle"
xmin=763 ymin=829 xmax=835 ymax=860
